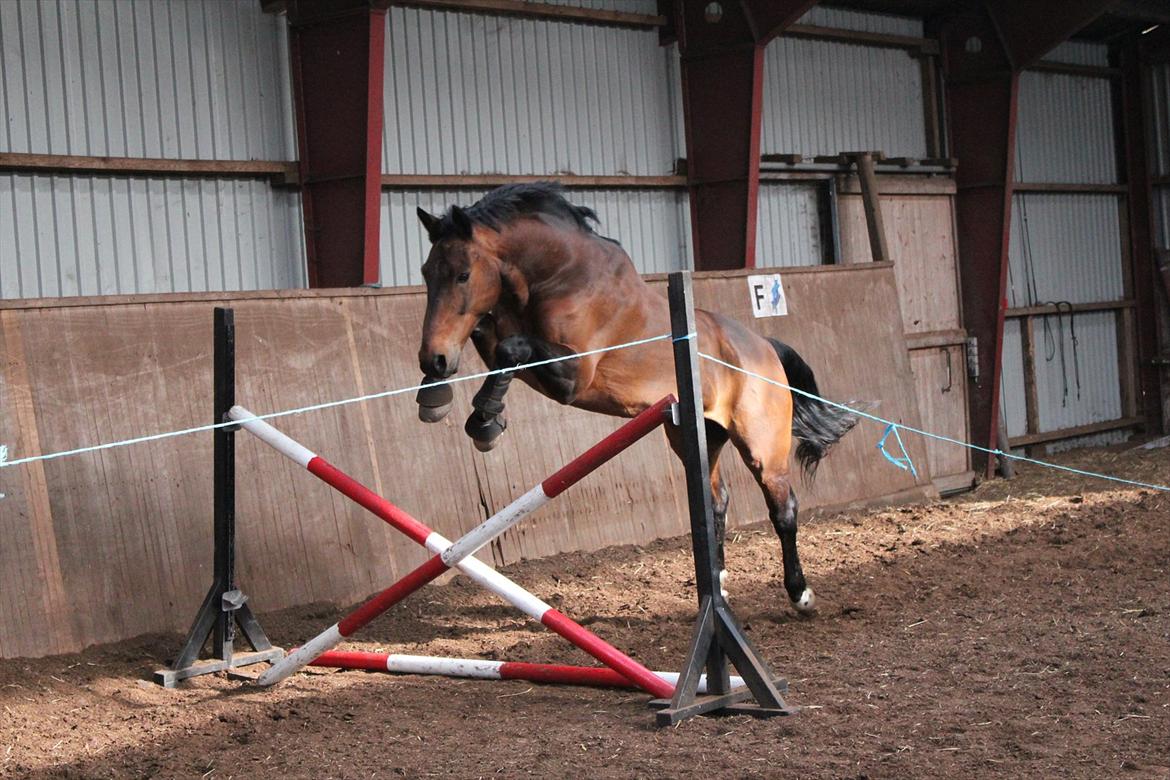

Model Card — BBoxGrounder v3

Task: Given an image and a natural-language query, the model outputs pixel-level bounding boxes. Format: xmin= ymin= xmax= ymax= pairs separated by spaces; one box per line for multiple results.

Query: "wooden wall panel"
xmin=909 ymin=345 xmax=972 ymax=483
xmin=0 ymin=264 xmax=932 ymax=658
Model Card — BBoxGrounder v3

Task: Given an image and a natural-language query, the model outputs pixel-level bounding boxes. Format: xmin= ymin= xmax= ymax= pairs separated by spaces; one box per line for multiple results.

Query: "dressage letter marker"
xmin=232 ymin=398 xmax=675 ymax=696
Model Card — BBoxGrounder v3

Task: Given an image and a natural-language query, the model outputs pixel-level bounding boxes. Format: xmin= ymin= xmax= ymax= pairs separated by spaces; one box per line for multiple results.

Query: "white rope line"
xmin=0 ymin=333 xmax=674 ymax=470
xmin=699 ymin=351 xmax=1170 ymax=494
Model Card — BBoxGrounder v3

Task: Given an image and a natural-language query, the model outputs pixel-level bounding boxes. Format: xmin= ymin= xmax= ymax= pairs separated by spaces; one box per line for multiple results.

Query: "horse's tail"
xmin=767 ymin=338 xmax=859 ymax=482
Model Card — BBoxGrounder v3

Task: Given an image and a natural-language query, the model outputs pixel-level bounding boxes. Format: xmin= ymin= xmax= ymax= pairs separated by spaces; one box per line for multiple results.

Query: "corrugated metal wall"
xmin=761 ymin=9 xmax=927 ymax=159
xmin=1001 ymin=41 xmax=1130 ymax=449
xmin=382 ymin=186 xmax=690 ymax=287
xmin=0 ymin=0 xmax=305 ymax=299
xmin=1151 ymin=64 xmax=1170 ymax=253
xmin=379 ymin=6 xmax=687 ymax=283
xmin=755 ymin=183 xmax=824 ymax=267
xmin=754 ymin=8 xmax=928 ymax=269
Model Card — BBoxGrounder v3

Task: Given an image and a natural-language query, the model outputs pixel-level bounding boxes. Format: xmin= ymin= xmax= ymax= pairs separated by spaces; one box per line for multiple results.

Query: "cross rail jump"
xmin=230 ymin=398 xmax=677 ymax=696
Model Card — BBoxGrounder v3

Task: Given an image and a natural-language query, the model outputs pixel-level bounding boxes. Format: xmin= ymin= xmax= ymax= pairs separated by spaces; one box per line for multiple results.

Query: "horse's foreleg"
xmin=465 ymin=335 xmax=578 ymax=451
xmin=416 ymin=316 xmax=498 ymax=423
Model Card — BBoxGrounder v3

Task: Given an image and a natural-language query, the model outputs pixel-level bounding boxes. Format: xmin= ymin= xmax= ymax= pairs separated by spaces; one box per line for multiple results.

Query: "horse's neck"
xmin=499 ymin=220 xmax=642 ymax=299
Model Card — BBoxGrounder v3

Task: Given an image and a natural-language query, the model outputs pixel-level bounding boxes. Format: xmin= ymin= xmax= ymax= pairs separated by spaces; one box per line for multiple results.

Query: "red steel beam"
xmin=286 ymin=0 xmax=386 ymax=287
xmin=936 ymin=10 xmax=1018 ymax=476
xmin=939 ymin=1 xmax=1118 ymax=475
xmin=671 ymin=0 xmax=817 ymax=271
xmin=983 ymin=0 xmax=1118 ymax=69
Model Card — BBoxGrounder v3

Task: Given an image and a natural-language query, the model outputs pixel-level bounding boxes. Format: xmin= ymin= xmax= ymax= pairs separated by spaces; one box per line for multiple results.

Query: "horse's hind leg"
xmin=730 ymin=419 xmax=817 ymax=615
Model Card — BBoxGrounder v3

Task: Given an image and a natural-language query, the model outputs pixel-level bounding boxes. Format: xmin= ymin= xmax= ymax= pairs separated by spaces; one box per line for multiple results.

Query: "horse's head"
xmin=416 ymin=205 xmax=505 ymax=378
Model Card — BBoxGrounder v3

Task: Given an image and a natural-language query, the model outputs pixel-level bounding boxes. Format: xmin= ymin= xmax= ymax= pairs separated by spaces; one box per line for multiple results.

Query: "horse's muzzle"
xmin=420 ymin=352 xmax=458 ymax=378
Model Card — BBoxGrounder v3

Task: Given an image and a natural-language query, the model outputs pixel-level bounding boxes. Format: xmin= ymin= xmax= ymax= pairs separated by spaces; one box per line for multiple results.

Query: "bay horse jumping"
xmin=413 ymin=183 xmax=857 ymax=615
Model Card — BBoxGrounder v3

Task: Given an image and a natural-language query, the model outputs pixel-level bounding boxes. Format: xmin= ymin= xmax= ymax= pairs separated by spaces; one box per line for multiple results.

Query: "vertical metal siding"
xmin=761 ymin=37 xmax=927 ymax=158
xmin=382 ymin=7 xmax=679 ymax=176
xmin=380 ymin=188 xmax=690 ymax=286
xmin=1005 ymin=53 xmax=1127 ymax=446
xmin=0 ymin=174 xmax=305 ymax=299
xmin=0 ymin=0 xmax=305 ymax=299
xmin=1007 ymin=194 xmax=1124 ymax=307
xmin=1000 ymin=319 xmax=1028 ymax=438
xmin=1041 ymin=40 xmax=1110 ymax=67
xmin=1016 ymin=72 xmax=1117 ymax=184
xmin=1030 ymin=312 xmax=1122 ymax=434
xmin=755 ymin=183 xmax=823 ymax=267
xmin=0 ymin=0 xmax=293 ymax=160
xmin=1150 ymin=65 xmax=1170 ymax=178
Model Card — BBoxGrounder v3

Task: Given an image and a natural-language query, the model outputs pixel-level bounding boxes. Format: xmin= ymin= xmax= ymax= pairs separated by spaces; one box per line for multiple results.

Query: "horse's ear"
xmin=450 ymin=206 xmax=473 ymax=240
xmin=417 ymin=207 xmax=442 ymax=243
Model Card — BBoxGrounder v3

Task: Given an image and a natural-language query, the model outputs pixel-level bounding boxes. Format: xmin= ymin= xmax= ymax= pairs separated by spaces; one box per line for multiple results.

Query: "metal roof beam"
xmin=983 ymin=0 xmax=1118 ymax=69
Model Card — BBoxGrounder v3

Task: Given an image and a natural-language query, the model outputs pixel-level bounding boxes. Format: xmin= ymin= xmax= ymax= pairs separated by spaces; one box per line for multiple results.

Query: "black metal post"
xmin=652 ymin=272 xmax=796 ymax=725
xmin=154 ymin=308 xmax=282 ymax=686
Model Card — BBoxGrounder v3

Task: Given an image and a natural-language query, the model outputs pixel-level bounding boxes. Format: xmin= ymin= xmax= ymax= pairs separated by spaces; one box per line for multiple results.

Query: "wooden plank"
xmin=905 ymin=329 xmax=968 ymax=350
xmin=909 ymin=346 xmax=971 ymax=482
xmin=834 ymin=174 xmax=957 ymax=196
xmin=1020 ymin=316 xmax=1041 ymax=439
xmin=0 ymin=264 xmax=937 ymax=657
xmin=1008 ymin=416 xmax=1144 ymax=448
xmin=0 ymin=152 xmax=296 ymax=181
xmin=854 ymin=154 xmax=892 ymax=264
xmin=381 ymin=173 xmax=687 ymax=189
xmin=391 ymin=0 xmax=665 ymax=28
xmin=837 ymin=194 xmax=964 ymax=333
xmin=0 ymin=311 xmax=74 ymax=657
xmin=1012 ymin=182 xmax=1128 ymax=194
xmin=1005 ymin=299 xmax=1135 ymax=317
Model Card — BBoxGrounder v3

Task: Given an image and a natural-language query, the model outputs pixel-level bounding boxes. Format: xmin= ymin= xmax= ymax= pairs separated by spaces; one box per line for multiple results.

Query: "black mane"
xmin=434 ymin=182 xmax=602 ymax=240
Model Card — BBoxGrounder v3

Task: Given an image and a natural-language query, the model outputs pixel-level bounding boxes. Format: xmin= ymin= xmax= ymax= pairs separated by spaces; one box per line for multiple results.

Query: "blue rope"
xmin=698 ymin=351 xmax=1170 ymax=493
xmin=0 ymin=332 xmax=677 ymax=470
xmin=877 ymin=423 xmax=918 ymax=479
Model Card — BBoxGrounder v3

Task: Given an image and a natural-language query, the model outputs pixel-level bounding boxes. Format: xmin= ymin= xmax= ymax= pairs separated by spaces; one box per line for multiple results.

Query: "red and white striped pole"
xmin=231 ymin=397 xmax=675 ymax=695
xmin=310 ymin=651 xmax=744 ymax=693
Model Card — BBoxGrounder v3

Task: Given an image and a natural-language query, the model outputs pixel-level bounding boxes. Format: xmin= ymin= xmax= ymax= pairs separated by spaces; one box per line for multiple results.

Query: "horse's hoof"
xmin=465 ymin=413 xmax=506 ymax=451
xmin=416 ymin=378 xmax=453 ymax=423
xmin=791 ymin=587 xmax=817 ymax=615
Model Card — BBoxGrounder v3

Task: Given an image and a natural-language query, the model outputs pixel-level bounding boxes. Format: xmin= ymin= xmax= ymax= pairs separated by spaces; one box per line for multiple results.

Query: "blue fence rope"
xmin=698 ymin=351 xmax=1170 ymax=494
xmin=877 ymin=423 xmax=918 ymax=479
xmin=0 ymin=332 xmax=675 ymax=470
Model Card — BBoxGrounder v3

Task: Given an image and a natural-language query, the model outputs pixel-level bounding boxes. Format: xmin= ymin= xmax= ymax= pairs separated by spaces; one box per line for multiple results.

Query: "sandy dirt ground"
xmin=1 ymin=443 xmax=1168 ymax=779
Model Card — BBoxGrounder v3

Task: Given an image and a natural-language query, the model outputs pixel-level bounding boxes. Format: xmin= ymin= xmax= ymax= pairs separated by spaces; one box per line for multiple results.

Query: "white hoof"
xmin=719 ymin=569 xmax=729 ymax=600
xmin=792 ymin=587 xmax=817 ymax=615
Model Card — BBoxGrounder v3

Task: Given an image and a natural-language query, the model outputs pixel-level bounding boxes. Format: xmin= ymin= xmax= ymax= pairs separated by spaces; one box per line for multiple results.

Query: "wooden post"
xmin=153 ymin=308 xmax=282 ymax=687
xmin=652 ymin=272 xmax=795 ymax=726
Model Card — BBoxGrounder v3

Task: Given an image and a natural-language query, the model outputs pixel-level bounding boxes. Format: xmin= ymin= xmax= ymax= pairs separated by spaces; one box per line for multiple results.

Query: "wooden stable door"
xmin=838 ymin=174 xmax=975 ymax=493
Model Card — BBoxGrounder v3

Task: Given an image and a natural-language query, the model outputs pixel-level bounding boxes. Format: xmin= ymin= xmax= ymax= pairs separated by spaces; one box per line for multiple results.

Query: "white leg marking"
xmin=719 ymin=569 xmax=729 ymax=600
xmin=792 ymin=587 xmax=817 ymax=614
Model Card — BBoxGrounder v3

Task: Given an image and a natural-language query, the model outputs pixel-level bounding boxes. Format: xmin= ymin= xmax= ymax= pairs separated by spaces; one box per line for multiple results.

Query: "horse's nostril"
xmin=432 ymin=354 xmax=447 ymax=377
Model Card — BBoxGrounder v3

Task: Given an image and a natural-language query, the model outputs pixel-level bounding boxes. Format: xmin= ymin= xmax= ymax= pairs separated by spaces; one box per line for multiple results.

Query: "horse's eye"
xmin=456 ymin=271 xmax=470 ymax=283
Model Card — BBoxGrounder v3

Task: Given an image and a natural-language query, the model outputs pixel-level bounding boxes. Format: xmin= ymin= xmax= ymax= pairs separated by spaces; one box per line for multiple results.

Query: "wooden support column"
xmin=668 ymin=0 xmax=816 ymax=271
xmin=285 ymin=0 xmax=386 ymax=287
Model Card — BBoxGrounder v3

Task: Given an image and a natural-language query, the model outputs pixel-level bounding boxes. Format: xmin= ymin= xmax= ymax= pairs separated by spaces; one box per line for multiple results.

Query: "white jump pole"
xmin=310 ymin=651 xmax=744 ymax=693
